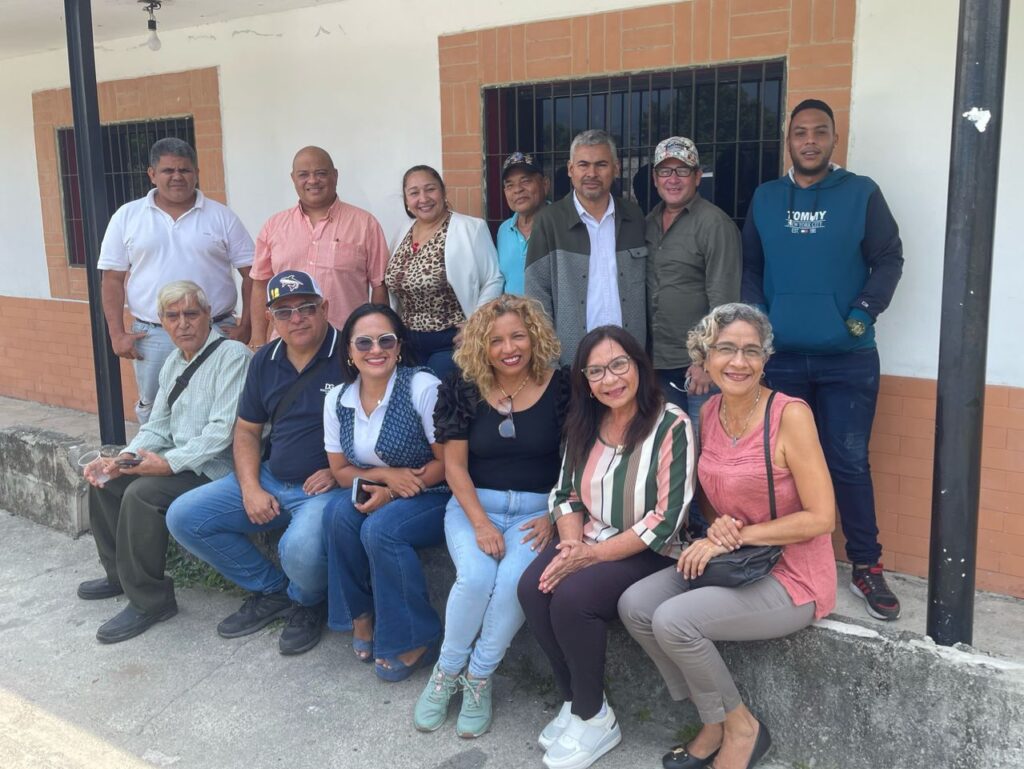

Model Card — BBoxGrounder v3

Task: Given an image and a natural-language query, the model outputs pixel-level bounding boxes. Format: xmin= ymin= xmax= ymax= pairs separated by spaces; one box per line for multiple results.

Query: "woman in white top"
xmin=386 ymin=165 xmax=504 ymax=379
xmin=322 ymin=303 xmax=451 ymax=682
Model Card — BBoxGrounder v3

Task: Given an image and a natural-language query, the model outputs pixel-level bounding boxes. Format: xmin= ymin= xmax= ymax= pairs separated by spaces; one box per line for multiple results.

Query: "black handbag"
xmin=688 ymin=391 xmax=783 ymax=589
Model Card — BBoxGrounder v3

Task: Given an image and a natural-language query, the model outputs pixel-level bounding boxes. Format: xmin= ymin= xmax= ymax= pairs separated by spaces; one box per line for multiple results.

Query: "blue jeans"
xmin=656 ymin=367 xmax=712 ymax=537
xmin=131 ymin=319 xmax=236 ymax=424
xmin=407 ymin=327 xmax=458 ymax=381
xmin=439 ymin=489 xmax=548 ymax=677
xmin=765 ymin=348 xmax=881 ymax=564
xmin=166 ymin=464 xmax=342 ymax=606
xmin=322 ymin=491 xmax=450 ymax=659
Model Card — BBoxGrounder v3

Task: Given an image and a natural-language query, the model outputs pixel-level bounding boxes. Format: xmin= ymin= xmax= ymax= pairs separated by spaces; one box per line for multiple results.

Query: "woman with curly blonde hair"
xmin=414 ymin=294 xmax=569 ymax=738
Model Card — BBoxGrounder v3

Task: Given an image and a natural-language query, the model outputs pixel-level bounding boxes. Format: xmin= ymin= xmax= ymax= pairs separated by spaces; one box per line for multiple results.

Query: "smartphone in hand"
xmin=352 ymin=477 xmax=385 ymax=506
xmin=115 ymin=455 xmax=143 ymax=468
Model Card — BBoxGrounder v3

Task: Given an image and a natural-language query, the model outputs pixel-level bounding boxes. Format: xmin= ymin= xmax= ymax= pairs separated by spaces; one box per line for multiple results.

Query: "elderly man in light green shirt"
xmin=78 ymin=280 xmax=252 ymax=644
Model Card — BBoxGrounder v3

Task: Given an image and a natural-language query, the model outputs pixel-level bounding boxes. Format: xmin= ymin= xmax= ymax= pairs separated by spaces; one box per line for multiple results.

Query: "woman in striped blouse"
xmin=517 ymin=325 xmax=694 ymax=769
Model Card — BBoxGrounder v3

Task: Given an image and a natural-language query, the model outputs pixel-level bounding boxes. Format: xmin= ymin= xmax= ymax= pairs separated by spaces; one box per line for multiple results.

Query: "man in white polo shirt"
xmin=99 ymin=138 xmax=255 ymax=423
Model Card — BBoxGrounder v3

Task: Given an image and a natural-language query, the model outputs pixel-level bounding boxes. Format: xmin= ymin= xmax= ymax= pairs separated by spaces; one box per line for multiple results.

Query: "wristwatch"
xmin=845 ymin=318 xmax=867 ymax=337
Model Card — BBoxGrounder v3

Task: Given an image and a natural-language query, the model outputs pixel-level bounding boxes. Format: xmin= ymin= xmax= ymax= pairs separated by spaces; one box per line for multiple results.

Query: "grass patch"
xmin=166 ymin=541 xmax=243 ymax=593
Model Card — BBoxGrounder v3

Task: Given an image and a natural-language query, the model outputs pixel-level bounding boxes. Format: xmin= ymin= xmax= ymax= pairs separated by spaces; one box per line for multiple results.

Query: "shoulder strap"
xmin=763 ymin=390 xmax=779 ymax=520
xmin=167 ymin=336 xmax=227 ymax=408
xmin=269 ymin=356 xmax=329 ymax=428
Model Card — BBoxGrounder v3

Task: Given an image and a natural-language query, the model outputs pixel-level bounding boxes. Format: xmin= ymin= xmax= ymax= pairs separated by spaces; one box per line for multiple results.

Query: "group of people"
xmin=78 ymin=96 xmax=903 ymax=769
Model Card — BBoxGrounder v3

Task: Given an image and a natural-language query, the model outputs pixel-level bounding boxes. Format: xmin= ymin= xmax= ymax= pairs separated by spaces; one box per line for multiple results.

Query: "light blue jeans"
xmin=166 ymin=464 xmax=344 ymax=606
xmin=131 ymin=318 xmax=236 ymax=424
xmin=438 ymin=488 xmax=549 ymax=678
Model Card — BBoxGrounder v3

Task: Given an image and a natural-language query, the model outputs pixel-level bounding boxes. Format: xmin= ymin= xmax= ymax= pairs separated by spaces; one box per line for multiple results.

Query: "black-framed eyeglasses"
xmin=352 ymin=333 xmax=399 ymax=352
xmin=496 ymin=397 xmax=516 ymax=439
xmin=270 ymin=302 xmax=320 ymax=321
xmin=581 ymin=355 xmax=632 ymax=382
xmin=654 ymin=166 xmax=696 ymax=178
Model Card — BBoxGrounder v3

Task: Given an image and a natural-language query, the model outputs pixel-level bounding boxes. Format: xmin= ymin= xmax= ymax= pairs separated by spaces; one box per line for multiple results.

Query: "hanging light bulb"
xmin=146 ymin=18 xmax=162 ymax=51
xmin=139 ymin=1 xmax=162 ymax=51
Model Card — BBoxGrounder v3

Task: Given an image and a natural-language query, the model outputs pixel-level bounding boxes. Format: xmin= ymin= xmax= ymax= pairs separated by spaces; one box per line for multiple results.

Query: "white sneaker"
xmin=539 ymin=701 xmax=573 ymax=750
xmin=542 ymin=706 xmax=622 ymax=769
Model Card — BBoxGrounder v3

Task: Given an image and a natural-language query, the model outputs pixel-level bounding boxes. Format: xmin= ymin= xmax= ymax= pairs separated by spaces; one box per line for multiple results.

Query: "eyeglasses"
xmin=654 ymin=166 xmax=696 ymax=178
xmin=581 ymin=355 xmax=632 ymax=382
xmin=496 ymin=397 xmax=516 ymax=439
xmin=160 ymin=309 xmax=204 ymax=323
xmin=270 ymin=302 xmax=320 ymax=321
xmin=708 ymin=343 xmax=766 ymax=360
xmin=352 ymin=333 xmax=399 ymax=352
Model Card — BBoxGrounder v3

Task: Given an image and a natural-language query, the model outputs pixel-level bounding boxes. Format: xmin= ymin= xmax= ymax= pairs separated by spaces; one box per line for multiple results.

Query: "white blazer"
xmin=389 ymin=211 xmax=504 ymax=318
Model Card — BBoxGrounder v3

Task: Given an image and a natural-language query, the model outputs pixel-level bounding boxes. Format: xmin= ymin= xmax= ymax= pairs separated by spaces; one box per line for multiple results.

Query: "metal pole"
xmin=927 ymin=0 xmax=1009 ymax=646
xmin=64 ymin=0 xmax=126 ymax=444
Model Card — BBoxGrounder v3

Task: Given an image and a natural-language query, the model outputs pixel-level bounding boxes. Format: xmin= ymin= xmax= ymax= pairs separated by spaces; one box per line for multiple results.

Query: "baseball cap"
xmin=266 ymin=270 xmax=323 ymax=306
xmin=653 ymin=137 xmax=700 ymax=168
xmin=501 ymin=151 xmax=543 ymax=180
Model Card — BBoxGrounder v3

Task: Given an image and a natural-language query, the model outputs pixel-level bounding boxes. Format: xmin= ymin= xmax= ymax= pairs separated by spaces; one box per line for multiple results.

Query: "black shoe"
xmin=663 ymin=744 xmax=718 ymax=769
xmin=77 ymin=577 xmax=124 ymax=600
xmin=741 ymin=719 xmax=772 ymax=769
xmin=850 ymin=563 xmax=902 ymax=620
xmin=217 ymin=591 xmax=292 ymax=638
xmin=96 ymin=602 xmax=178 ymax=644
xmin=278 ymin=602 xmax=326 ymax=656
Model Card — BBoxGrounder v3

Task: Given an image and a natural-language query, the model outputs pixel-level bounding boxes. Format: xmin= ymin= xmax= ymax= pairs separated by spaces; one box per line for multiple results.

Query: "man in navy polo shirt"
xmin=168 ymin=270 xmax=343 ymax=655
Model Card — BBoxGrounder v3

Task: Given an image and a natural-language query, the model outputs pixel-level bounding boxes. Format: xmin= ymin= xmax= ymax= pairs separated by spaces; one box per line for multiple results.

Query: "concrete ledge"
xmin=0 ymin=424 xmax=90 ymax=535
xmin=422 ymin=550 xmax=1024 ymax=769
xmin=4 ymin=394 xmax=1024 ymax=769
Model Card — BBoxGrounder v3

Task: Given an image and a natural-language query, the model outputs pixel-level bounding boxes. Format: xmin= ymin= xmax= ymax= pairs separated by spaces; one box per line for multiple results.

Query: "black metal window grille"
xmin=57 ymin=116 xmax=196 ymax=267
xmin=483 ymin=60 xmax=785 ymax=232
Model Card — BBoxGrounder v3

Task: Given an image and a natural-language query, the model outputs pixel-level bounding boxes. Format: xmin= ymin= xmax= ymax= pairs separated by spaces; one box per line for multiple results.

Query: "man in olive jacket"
xmin=525 ymin=129 xmax=647 ymax=365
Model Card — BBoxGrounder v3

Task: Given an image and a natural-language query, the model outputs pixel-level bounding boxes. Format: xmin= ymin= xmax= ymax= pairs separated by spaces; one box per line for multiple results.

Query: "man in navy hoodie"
xmin=742 ymin=99 xmax=904 ymax=620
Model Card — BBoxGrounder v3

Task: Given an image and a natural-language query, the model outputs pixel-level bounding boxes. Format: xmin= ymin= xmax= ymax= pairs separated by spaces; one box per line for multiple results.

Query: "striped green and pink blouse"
xmin=549 ymin=404 xmax=694 ymax=558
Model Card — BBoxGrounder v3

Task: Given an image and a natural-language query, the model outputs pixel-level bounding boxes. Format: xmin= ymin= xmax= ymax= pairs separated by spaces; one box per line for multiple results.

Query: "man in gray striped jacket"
xmin=525 ymin=129 xmax=648 ymax=366
xmin=77 ymin=280 xmax=252 ymax=644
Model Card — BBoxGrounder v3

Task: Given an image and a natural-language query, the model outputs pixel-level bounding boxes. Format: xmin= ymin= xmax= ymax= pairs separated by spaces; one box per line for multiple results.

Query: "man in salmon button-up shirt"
xmin=248 ymin=146 xmax=389 ymax=348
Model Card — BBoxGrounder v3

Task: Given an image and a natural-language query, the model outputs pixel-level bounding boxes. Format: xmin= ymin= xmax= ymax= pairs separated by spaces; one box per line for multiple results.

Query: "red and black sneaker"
xmin=850 ymin=563 xmax=901 ymax=620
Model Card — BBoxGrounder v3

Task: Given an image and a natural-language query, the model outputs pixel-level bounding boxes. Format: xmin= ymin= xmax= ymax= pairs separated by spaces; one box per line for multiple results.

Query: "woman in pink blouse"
xmin=619 ymin=303 xmax=836 ymax=769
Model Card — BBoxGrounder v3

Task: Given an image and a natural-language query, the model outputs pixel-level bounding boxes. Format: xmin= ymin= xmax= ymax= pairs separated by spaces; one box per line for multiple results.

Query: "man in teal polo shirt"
xmin=497 ymin=152 xmax=549 ymax=295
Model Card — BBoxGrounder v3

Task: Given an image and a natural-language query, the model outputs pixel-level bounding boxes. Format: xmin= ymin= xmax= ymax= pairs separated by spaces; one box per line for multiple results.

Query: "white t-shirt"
xmin=573 ymin=192 xmax=623 ymax=330
xmin=322 ymin=369 xmax=440 ymax=468
xmin=98 ymin=189 xmax=255 ymax=323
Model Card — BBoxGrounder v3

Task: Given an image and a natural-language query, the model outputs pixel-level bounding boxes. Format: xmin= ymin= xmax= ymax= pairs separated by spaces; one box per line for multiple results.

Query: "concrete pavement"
xmin=0 ymin=511 xmax=796 ymax=769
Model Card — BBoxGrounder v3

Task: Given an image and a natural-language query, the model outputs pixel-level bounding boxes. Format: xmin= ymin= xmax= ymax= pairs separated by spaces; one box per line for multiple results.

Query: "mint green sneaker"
xmin=413 ymin=663 xmax=459 ymax=732
xmin=456 ymin=675 xmax=492 ymax=738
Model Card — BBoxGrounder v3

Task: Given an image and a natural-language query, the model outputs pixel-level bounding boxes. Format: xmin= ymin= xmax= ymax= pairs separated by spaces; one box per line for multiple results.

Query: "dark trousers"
xmin=407 ymin=326 xmax=459 ymax=381
xmin=766 ymin=347 xmax=882 ymax=564
xmin=517 ymin=540 xmax=674 ymax=719
xmin=88 ymin=472 xmax=208 ymax=613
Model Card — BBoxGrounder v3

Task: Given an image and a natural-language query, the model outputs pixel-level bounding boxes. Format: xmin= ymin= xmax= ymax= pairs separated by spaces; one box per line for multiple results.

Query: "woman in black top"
xmin=413 ymin=295 xmax=568 ymax=738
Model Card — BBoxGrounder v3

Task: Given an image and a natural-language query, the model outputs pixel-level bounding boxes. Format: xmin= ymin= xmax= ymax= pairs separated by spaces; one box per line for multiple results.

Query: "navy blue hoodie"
xmin=741 ymin=167 xmax=903 ymax=354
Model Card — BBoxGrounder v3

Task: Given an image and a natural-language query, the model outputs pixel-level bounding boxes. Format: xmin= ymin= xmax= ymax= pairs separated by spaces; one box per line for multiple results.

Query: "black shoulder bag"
xmin=689 ymin=390 xmax=784 ymax=589
xmin=166 ymin=336 xmax=227 ymax=408
xmin=260 ymin=357 xmax=330 ymax=460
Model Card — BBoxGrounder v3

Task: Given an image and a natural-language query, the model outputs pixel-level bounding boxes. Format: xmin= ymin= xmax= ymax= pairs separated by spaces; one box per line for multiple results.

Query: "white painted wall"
xmin=850 ymin=0 xmax=1022 ymax=386
xmin=0 ymin=0 xmax=1020 ymax=386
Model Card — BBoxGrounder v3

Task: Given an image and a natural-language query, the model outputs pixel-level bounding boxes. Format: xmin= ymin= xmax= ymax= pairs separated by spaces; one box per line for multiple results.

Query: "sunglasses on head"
xmin=352 ymin=333 xmax=399 ymax=352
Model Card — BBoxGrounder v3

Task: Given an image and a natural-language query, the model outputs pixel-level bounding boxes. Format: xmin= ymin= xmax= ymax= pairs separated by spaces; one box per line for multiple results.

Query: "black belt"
xmin=135 ymin=311 xmax=234 ymax=327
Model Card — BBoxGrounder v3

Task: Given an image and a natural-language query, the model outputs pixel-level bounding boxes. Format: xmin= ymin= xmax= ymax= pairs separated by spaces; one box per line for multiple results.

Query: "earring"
xmin=397 ymin=353 xmax=402 ymax=363
xmin=347 ymin=358 xmax=354 ymax=367
xmin=589 ymin=391 xmax=595 ymax=399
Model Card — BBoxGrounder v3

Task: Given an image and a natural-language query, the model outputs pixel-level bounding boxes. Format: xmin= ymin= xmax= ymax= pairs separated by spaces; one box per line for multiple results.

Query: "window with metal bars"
xmin=57 ymin=116 xmax=196 ymax=267
xmin=483 ymin=60 xmax=785 ymax=233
